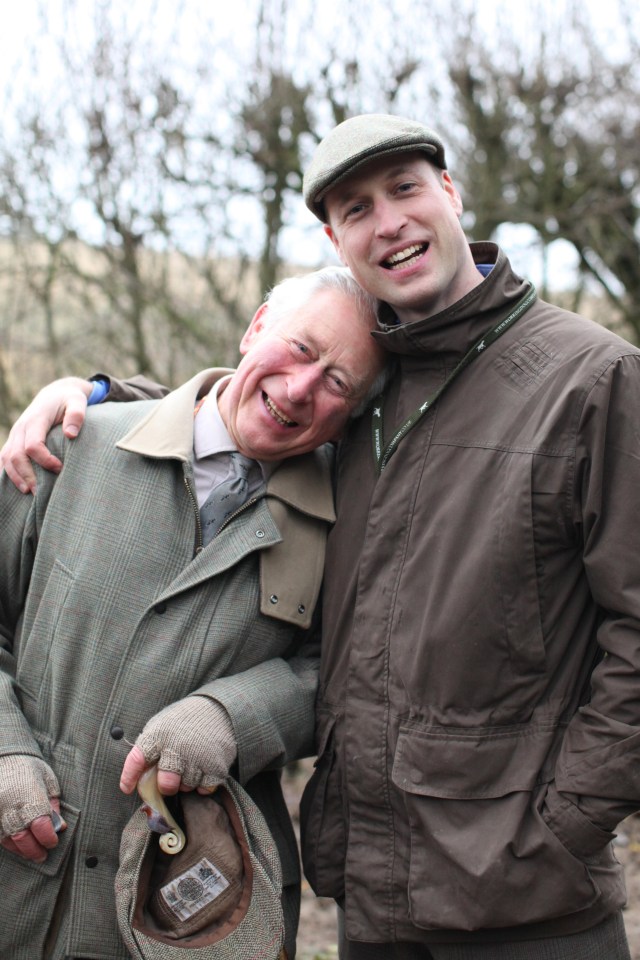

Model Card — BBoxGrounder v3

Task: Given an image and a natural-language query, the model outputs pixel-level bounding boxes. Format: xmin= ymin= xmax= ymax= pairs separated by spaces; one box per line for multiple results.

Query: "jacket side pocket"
xmin=392 ymin=723 xmax=601 ymax=932
xmin=0 ymin=798 xmax=80 ymax=958
xmin=300 ymin=710 xmax=345 ymax=898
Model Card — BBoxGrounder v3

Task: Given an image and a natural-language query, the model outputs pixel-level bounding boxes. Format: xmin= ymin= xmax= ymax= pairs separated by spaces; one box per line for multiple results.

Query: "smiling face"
xmin=217 ymin=287 xmax=385 ymax=461
xmin=323 ymin=153 xmax=482 ymax=325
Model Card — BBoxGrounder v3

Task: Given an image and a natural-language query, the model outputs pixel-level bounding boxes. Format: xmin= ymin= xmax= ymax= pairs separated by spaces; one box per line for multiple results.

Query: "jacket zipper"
xmin=183 ymin=476 xmax=204 ymax=554
xmin=216 ymin=496 xmax=260 ymax=535
xmin=183 ymin=475 xmax=261 ymax=554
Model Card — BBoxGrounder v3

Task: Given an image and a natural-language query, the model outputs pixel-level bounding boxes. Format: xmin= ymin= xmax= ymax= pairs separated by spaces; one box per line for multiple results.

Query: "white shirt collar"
xmin=193 ymin=375 xmax=236 ymax=459
xmin=192 ymin=376 xmax=276 ymax=506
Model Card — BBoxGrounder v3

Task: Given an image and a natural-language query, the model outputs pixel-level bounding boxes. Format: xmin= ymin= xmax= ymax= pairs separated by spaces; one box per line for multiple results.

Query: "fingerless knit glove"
xmin=0 ymin=755 xmax=60 ymax=839
xmin=135 ymin=696 xmax=237 ymax=790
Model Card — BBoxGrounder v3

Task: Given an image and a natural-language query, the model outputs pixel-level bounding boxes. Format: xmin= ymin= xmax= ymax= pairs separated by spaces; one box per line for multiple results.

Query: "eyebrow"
xmin=381 ymin=161 xmax=420 ymax=179
xmin=295 ymin=331 xmax=361 ymax=394
xmin=332 ymin=161 xmax=424 ymax=209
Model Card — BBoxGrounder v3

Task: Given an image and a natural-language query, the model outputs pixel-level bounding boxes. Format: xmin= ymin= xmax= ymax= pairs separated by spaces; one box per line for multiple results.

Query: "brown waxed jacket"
xmin=300 ymin=244 xmax=640 ymax=945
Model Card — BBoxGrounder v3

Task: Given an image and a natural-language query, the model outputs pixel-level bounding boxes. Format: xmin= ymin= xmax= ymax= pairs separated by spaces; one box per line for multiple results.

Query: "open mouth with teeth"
xmin=264 ymin=393 xmax=298 ymax=428
xmin=383 ymin=243 xmax=428 ymax=270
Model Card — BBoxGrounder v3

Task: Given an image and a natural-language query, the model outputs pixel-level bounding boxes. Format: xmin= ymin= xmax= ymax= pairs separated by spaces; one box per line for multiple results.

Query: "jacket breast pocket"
xmin=18 ymin=558 xmax=75 ymax=703
xmin=391 ymin=724 xmax=601 ymax=932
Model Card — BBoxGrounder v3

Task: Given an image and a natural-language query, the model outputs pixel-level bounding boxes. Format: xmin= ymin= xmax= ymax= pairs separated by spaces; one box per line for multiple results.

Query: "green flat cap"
xmin=303 ymin=114 xmax=447 ymax=222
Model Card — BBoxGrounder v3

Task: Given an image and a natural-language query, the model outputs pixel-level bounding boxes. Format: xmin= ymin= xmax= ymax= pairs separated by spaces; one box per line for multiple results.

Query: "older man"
xmin=0 ymin=265 xmax=385 ymax=960
xmin=5 ymin=116 xmax=640 ymax=960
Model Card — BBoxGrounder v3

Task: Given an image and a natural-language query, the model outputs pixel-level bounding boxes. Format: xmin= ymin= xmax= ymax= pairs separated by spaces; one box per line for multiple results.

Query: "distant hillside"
xmin=0 ymin=237 xmax=626 ymax=441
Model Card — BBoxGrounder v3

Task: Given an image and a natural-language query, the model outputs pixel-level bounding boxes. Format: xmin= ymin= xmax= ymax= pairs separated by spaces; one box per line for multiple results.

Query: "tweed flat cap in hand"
xmin=115 ymin=778 xmax=285 ymax=959
xmin=303 ymin=113 xmax=447 ymax=221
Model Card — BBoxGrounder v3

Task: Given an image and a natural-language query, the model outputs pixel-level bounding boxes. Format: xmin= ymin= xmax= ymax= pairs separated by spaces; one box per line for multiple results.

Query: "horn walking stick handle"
xmin=136 ymin=765 xmax=186 ymax=854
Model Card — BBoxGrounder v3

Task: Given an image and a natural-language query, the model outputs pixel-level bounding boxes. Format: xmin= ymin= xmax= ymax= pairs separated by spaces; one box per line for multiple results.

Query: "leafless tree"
xmin=1 ymin=0 xmax=639 ymax=434
xmin=435 ymin=0 xmax=640 ymax=336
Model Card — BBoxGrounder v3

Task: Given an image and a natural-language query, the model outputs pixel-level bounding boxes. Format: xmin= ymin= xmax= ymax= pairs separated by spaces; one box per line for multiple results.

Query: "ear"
xmin=324 ymin=224 xmax=347 ymax=265
xmin=239 ymin=303 xmax=269 ymax=355
xmin=442 ymin=171 xmax=464 ymax=219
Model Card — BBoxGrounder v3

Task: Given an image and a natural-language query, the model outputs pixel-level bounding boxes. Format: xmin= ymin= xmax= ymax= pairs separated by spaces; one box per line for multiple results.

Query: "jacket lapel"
xmin=115 ymin=369 xmax=335 ymax=628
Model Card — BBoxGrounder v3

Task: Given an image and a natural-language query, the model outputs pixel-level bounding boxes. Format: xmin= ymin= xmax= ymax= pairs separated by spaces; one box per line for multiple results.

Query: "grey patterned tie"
xmin=199 ymin=452 xmax=253 ymax=546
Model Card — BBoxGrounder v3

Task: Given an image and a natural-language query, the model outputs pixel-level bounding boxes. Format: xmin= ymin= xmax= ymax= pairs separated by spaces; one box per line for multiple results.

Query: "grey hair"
xmin=263 ymin=266 xmax=390 ymax=418
xmin=350 ymin=362 xmax=392 ymax=419
xmin=263 ymin=265 xmax=378 ymax=328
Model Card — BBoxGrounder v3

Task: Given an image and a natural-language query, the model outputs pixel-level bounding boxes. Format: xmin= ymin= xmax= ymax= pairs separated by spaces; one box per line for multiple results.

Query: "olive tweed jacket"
xmin=0 ymin=369 xmax=334 ymax=960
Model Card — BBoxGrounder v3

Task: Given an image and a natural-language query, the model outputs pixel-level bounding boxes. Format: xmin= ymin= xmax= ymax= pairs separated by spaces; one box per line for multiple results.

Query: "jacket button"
xmin=85 ymin=856 xmax=99 ymax=868
xmin=256 ymin=529 xmax=265 ymax=539
xmin=110 ymin=725 xmax=124 ymax=740
xmin=410 ymin=769 xmax=423 ymax=784
xmin=154 ymin=601 xmax=167 ymax=614
xmin=269 ymin=595 xmax=278 ymax=604
xmin=297 ymin=604 xmax=306 ymax=615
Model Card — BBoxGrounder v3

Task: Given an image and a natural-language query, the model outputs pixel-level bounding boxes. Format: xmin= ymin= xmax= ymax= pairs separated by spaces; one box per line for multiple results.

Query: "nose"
xmin=374 ymin=197 xmax=407 ymax=238
xmin=286 ymin=365 xmax=323 ymax=404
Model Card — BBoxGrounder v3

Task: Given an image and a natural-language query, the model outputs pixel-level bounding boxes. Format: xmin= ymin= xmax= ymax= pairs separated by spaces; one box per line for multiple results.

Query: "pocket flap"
xmin=392 ymin=722 xmax=557 ymax=800
xmin=3 ymin=799 xmax=80 ymax=878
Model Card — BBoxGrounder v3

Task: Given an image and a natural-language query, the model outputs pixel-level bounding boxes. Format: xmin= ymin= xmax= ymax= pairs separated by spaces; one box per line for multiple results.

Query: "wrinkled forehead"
xmin=274 ymin=289 xmax=382 ymax=372
xmin=324 ymin=151 xmax=439 ymax=217
xmin=271 ymin=287 xmax=376 ymax=335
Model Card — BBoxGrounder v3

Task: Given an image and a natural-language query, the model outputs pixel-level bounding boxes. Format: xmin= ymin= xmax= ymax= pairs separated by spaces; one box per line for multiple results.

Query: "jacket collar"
xmin=116 ymin=369 xmax=335 ymax=524
xmin=373 ymin=244 xmax=532 ymax=363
